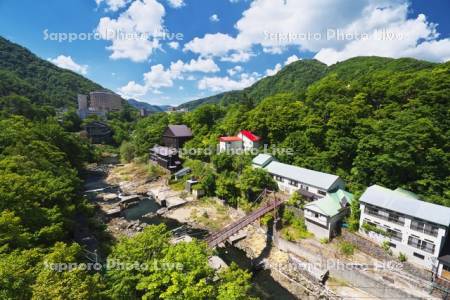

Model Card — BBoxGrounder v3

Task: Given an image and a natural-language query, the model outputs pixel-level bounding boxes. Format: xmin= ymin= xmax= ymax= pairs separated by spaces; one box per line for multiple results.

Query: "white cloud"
xmin=170 ymin=57 xmax=220 ymax=74
xmin=220 ymin=51 xmax=254 ymax=63
xmin=227 ymin=65 xmax=243 ymax=76
xmin=96 ymin=0 xmax=130 ymax=12
xmin=284 ymin=54 xmax=300 ymax=65
xmin=314 ymin=11 xmax=450 ymax=65
xmin=118 ymin=57 xmax=220 ymax=98
xmin=210 ymin=14 xmax=220 ymax=22
xmin=265 ymin=63 xmax=281 ymax=76
xmin=184 ymin=0 xmax=450 ymax=65
xmin=49 ymin=55 xmax=88 ymax=75
xmin=168 ymin=41 xmax=179 ymax=49
xmin=96 ymin=0 xmax=165 ymax=62
xmin=184 ymin=33 xmax=250 ymax=57
xmin=118 ymin=81 xmax=148 ymax=98
xmin=167 ymin=0 xmax=185 ymax=8
xmin=179 ymin=86 xmax=184 ymax=90
xmin=198 ymin=73 xmax=259 ymax=92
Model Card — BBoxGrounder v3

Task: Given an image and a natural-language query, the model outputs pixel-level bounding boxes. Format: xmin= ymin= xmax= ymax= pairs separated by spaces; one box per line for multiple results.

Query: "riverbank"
xmin=86 ymin=162 xmax=438 ymax=299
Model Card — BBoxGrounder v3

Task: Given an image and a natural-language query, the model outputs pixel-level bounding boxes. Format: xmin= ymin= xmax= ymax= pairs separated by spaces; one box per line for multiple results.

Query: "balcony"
xmin=365 ymin=207 xmax=405 ymax=226
xmin=407 ymin=237 xmax=435 ymax=254
xmin=386 ymin=229 xmax=403 ymax=242
xmin=410 ymin=223 xmax=439 ymax=237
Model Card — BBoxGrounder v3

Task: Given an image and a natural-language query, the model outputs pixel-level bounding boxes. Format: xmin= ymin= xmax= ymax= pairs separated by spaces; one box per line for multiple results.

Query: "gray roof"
xmin=264 ymin=161 xmax=341 ymax=191
xmin=360 ymin=185 xmax=450 ymax=227
xmin=167 ymin=125 xmax=192 ymax=137
xmin=173 ymin=167 xmax=191 ymax=177
xmin=252 ymin=154 xmax=275 ymax=167
xmin=151 ymin=145 xmax=178 ymax=156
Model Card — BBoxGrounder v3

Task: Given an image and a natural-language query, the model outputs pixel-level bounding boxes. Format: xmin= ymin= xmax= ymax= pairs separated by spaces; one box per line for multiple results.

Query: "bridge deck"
xmin=205 ymin=191 xmax=284 ymax=247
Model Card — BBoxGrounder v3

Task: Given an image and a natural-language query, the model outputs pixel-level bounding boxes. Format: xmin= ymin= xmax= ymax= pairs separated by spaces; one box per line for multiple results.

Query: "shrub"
xmin=381 ymin=240 xmax=392 ymax=255
xmin=260 ymin=213 xmax=274 ymax=226
xmin=398 ymin=252 xmax=407 ymax=262
xmin=286 ymin=191 xmax=305 ymax=208
xmin=319 ymin=238 xmax=329 ymax=244
xmin=119 ymin=141 xmax=136 ymax=163
xmin=339 ymin=241 xmax=356 ymax=256
xmin=361 ymin=222 xmax=390 ymax=237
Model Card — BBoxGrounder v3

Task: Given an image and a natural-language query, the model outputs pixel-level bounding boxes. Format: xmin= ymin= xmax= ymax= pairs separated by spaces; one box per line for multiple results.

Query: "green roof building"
xmin=304 ymin=189 xmax=354 ymax=239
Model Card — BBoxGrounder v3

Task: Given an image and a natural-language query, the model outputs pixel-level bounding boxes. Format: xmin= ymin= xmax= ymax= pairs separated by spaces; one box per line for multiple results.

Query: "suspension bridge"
xmin=205 ymin=189 xmax=285 ymax=248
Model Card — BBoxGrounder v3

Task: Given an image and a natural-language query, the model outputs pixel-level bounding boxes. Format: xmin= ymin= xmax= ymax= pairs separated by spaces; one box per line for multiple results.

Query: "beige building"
xmin=77 ymin=91 xmax=123 ymax=119
xmin=89 ymin=91 xmax=122 ymax=111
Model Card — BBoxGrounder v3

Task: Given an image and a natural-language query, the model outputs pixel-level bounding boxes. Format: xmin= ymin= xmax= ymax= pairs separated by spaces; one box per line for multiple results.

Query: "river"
xmin=83 ymin=167 xmax=297 ymax=299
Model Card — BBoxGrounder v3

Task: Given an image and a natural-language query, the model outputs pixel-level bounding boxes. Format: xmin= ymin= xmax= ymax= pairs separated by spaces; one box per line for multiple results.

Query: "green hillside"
xmin=0 ymin=36 xmax=103 ymax=107
xmin=179 ymin=59 xmax=327 ymax=110
xmin=179 ymin=57 xmax=439 ymax=111
xmin=135 ymin=56 xmax=449 ymax=206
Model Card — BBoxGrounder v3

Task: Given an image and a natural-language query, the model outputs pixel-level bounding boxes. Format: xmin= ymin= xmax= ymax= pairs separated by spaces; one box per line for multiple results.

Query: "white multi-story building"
xmin=251 ymin=154 xmax=345 ymax=200
xmin=359 ymin=185 xmax=450 ymax=271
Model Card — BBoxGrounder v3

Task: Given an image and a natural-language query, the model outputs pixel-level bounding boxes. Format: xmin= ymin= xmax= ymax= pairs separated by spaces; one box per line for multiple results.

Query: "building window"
xmin=289 ymin=180 xmax=298 ymax=187
xmin=274 ymin=176 xmax=283 ymax=182
xmin=314 ymin=213 xmax=319 ymax=218
xmin=300 ymin=184 xmax=309 ymax=191
xmin=410 ymin=219 xmax=439 ymax=237
xmin=386 ymin=228 xmax=402 ymax=242
xmin=413 ymin=252 xmax=425 ymax=260
xmin=408 ymin=236 xmax=435 ymax=254
xmin=364 ymin=204 xmax=405 ymax=225
xmin=317 ymin=190 xmax=326 ymax=196
xmin=388 ymin=242 xmax=396 ymax=248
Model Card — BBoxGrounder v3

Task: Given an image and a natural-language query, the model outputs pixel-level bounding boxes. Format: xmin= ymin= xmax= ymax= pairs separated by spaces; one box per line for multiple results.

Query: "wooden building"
xmin=150 ymin=145 xmax=181 ymax=172
xmin=162 ymin=125 xmax=193 ymax=149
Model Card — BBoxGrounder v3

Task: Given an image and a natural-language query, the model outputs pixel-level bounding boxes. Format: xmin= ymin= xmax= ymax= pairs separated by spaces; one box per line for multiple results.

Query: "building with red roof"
xmin=218 ymin=130 xmax=261 ymax=153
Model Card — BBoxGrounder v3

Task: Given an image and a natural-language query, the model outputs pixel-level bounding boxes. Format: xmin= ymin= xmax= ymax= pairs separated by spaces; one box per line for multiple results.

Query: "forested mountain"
xmin=127 ymin=99 xmax=166 ymax=112
xmin=179 ymin=59 xmax=327 ymax=110
xmin=0 ymin=36 xmax=103 ymax=107
xmin=179 ymin=57 xmax=439 ymax=111
xmin=134 ymin=56 xmax=449 ymax=206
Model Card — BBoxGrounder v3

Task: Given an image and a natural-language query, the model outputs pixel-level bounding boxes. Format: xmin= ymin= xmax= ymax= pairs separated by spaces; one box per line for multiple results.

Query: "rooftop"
xmin=252 ymin=154 xmax=275 ymax=168
xmin=360 ymin=185 xmax=450 ymax=227
xmin=167 ymin=125 xmax=193 ymax=137
xmin=219 ymin=136 xmax=242 ymax=142
xmin=305 ymin=189 xmax=354 ymax=217
xmin=151 ymin=145 xmax=178 ymax=156
xmin=240 ymin=130 xmax=261 ymax=142
xmin=264 ymin=161 xmax=341 ymax=191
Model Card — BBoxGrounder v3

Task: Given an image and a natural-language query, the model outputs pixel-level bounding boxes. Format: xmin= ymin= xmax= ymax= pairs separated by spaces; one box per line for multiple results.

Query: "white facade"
xmin=237 ymin=132 xmax=259 ymax=151
xmin=359 ymin=201 xmax=448 ymax=269
xmin=218 ymin=140 xmax=243 ymax=153
xmin=304 ymin=209 xmax=330 ymax=238
xmin=272 ymin=176 xmax=328 ymax=198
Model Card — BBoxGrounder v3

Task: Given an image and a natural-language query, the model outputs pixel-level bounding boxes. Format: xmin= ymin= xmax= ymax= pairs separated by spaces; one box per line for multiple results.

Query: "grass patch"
xmin=190 ymin=203 xmax=231 ymax=231
xmin=338 ymin=241 xmax=356 ymax=256
xmin=169 ymin=180 xmax=185 ymax=191
xmin=280 ymin=208 xmax=313 ymax=241
xmin=281 ymin=225 xmax=313 ymax=241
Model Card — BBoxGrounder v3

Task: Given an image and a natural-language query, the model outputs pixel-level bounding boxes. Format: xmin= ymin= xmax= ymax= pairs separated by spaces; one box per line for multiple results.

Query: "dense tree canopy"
xmin=164 ymin=57 xmax=450 ymax=205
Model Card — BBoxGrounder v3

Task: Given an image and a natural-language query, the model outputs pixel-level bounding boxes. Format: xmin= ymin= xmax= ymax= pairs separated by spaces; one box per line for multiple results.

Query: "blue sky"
xmin=1 ymin=0 xmax=450 ymax=106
